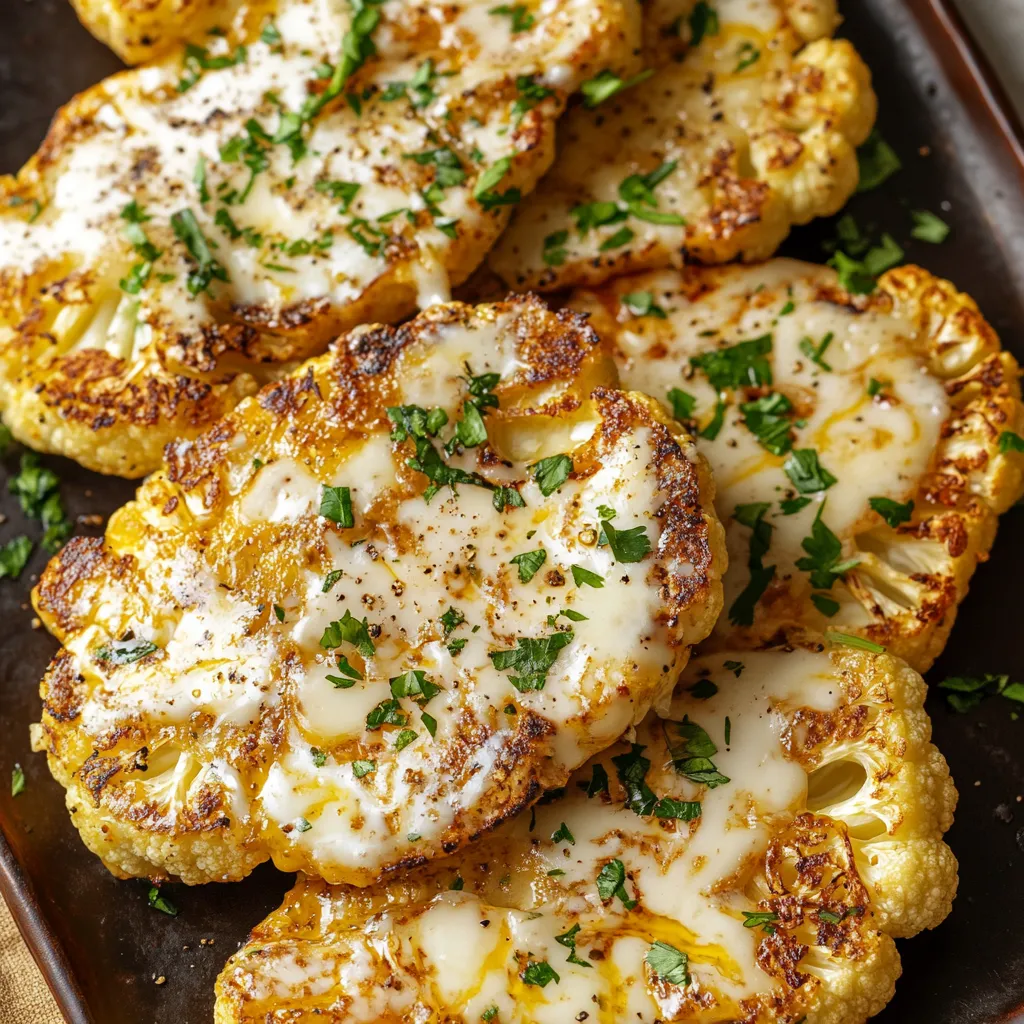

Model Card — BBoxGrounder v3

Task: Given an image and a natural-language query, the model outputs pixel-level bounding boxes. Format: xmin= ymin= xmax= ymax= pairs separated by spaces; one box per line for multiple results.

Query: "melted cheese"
xmin=574 ymin=261 xmax=950 ymax=640
xmin=216 ymin=647 xmax=862 ymax=1020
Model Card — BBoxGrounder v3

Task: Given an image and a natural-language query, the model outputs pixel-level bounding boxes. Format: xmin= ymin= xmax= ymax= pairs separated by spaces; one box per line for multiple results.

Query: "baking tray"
xmin=1 ymin=0 xmax=1024 ymax=1021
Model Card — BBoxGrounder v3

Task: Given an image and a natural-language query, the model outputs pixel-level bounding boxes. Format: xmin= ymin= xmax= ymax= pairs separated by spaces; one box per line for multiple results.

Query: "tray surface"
xmin=1 ymin=1 xmax=1023 ymax=1021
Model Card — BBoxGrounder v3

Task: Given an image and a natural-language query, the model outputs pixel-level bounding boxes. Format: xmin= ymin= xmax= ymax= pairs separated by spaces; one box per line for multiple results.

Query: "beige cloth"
xmin=0 ymin=894 xmax=65 ymax=1024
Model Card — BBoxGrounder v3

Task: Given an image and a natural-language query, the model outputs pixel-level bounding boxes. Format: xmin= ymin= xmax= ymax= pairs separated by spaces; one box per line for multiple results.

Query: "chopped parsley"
xmin=596 ymin=858 xmax=636 ymax=909
xmin=690 ymin=334 xmax=772 ymax=391
xmin=600 ymin=519 xmax=651 ymax=563
xmin=405 ymin=146 xmax=466 ymax=188
xmin=700 ymin=400 xmax=726 ymax=440
xmin=728 ymin=502 xmax=775 ymax=626
xmin=825 ymin=630 xmax=885 ymax=654
xmin=327 ymin=654 xmax=363 ymax=686
xmin=796 ymin=505 xmax=859 ymax=589
xmin=554 ymin=922 xmax=591 ymax=968
xmin=95 ymin=638 xmax=159 ymax=665
xmin=316 ymin=179 xmax=361 ymax=212
xmin=618 ymin=162 xmax=684 ymax=225
xmin=474 ymin=157 xmax=520 ymax=211
xmin=869 ymin=496 xmax=914 ymax=528
xmin=510 ymin=548 xmax=547 ymax=583
xmin=0 ymin=536 xmax=32 ymax=580
xmin=8 ymin=452 xmax=72 ymax=552
xmin=599 ymin=226 xmax=634 ymax=250
xmin=735 ymin=41 xmax=760 ymax=71
xmin=171 ymin=209 xmax=229 ymax=296
xmin=623 ymin=290 xmax=667 ymax=318
xmin=440 ymin=607 xmax=465 ymax=635
xmin=688 ymin=678 xmax=718 ymax=699
xmin=177 ymin=41 xmax=247 ymax=93
xmin=799 ymin=331 xmax=834 ymax=371
xmin=521 ymin=960 xmax=560 ymax=987
xmin=310 ymin=748 xmax=327 ymax=768
xmin=584 ymin=762 xmax=609 ymax=797
xmin=740 ymin=392 xmax=793 ymax=456
xmin=147 ymin=886 xmax=178 ymax=916
xmin=319 ymin=485 xmax=354 ymax=527
xmin=811 ymin=593 xmax=840 ymax=617
xmin=664 ymin=717 xmax=730 ymax=787
xmin=856 ymin=129 xmax=902 ymax=192
xmin=530 ymin=454 xmax=573 ymax=495
xmin=422 ymin=711 xmax=438 ymax=736
xmin=394 ymin=728 xmax=418 ymax=751
xmin=645 ymin=940 xmax=689 ymax=985
xmin=666 ymin=387 xmax=696 ymax=421
xmin=938 ymin=673 xmax=1024 ymax=713
xmin=550 ymin=821 xmax=575 ymax=845
xmin=320 ymin=609 xmax=376 ymax=657
xmin=489 ymin=3 xmax=534 ymax=32
xmin=11 ymin=764 xmax=25 ymax=798
xmin=910 ymin=209 xmax=950 ymax=244
xmin=780 ymin=496 xmax=811 ymax=515
xmin=352 ymin=759 xmax=376 ymax=778
xmin=742 ymin=910 xmax=779 ymax=933
xmin=542 ymin=229 xmax=569 ymax=266
xmin=489 ymin=631 xmax=574 ymax=691
xmin=688 ymin=2 xmax=719 ymax=45
xmin=365 ymin=698 xmax=409 ymax=729
xmin=998 ymin=430 xmax=1024 ymax=453
xmin=580 ymin=68 xmax=653 ymax=108
xmin=571 ymin=565 xmax=604 ymax=588
xmin=273 ymin=604 xmax=286 ymax=622
xmin=784 ymin=449 xmax=836 ymax=493
xmin=389 ymin=669 xmax=440 ymax=703
xmin=724 ymin=660 xmax=744 ymax=676
xmin=493 ymin=485 xmax=526 ymax=512
xmin=322 ymin=569 xmax=343 ymax=592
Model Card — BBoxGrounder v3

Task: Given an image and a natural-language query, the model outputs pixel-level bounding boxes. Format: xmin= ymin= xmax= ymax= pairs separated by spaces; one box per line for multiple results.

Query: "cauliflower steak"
xmin=572 ymin=260 xmax=1024 ymax=670
xmin=32 ymin=295 xmax=725 ymax=886
xmin=489 ymin=0 xmax=876 ymax=291
xmin=0 ymin=0 xmax=641 ymax=476
xmin=214 ymin=638 xmax=957 ymax=1024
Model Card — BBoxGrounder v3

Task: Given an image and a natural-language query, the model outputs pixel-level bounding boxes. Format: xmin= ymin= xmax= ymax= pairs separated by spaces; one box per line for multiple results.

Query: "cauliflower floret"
xmin=213 ymin=638 xmax=956 ymax=1024
xmin=571 ymin=260 xmax=1024 ymax=671
xmin=488 ymin=0 xmax=876 ymax=292
xmin=0 ymin=0 xmax=641 ymax=476
xmin=33 ymin=295 xmax=725 ymax=887
xmin=69 ymin=0 xmax=237 ymax=64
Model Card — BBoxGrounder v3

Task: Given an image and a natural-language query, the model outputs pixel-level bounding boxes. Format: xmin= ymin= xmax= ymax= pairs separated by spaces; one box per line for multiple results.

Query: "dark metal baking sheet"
xmin=1 ymin=0 xmax=1023 ymax=1020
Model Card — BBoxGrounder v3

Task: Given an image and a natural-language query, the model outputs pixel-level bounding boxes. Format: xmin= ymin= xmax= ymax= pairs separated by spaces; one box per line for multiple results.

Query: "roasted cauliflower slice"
xmin=488 ymin=0 xmax=875 ymax=292
xmin=69 ymin=0 xmax=239 ymax=64
xmin=0 ymin=0 xmax=641 ymax=477
xmin=32 ymin=295 xmax=725 ymax=886
xmin=571 ymin=260 xmax=1024 ymax=671
xmin=213 ymin=638 xmax=956 ymax=1024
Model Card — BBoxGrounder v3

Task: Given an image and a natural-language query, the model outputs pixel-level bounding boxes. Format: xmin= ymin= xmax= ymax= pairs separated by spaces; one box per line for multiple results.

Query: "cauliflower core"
xmin=0 ymin=0 xmax=641 ymax=476
xmin=32 ymin=295 xmax=725 ymax=886
xmin=571 ymin=260 xmax=1024 ymax=670
xmin=489 ymin=0 xmax=876 ymax=291
xmin=213 ymin=638 xmax=957 ymax=1024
